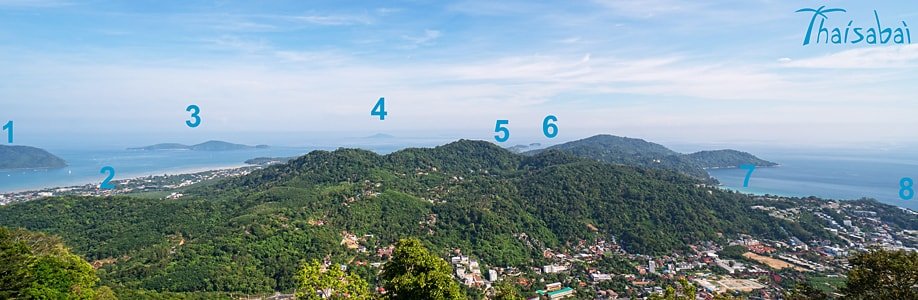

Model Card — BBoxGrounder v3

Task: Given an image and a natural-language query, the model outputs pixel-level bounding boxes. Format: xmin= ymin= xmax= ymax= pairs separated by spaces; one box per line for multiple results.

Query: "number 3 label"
xmin=186 ymin=105 xmax=201 ymax=128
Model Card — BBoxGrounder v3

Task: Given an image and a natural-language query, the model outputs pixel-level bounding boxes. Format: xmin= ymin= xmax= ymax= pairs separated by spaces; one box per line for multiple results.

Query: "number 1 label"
xmin=2 ymin=120 xmax=11 ymax=143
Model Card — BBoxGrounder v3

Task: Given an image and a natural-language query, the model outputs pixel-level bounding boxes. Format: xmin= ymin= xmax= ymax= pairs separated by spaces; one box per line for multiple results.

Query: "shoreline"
xmin=1 ymin=163 xmax=254 ymax=194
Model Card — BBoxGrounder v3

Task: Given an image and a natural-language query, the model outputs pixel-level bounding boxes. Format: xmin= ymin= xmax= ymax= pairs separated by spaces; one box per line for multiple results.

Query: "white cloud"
xmin=781 ymin=45 xmax=918 ymax=69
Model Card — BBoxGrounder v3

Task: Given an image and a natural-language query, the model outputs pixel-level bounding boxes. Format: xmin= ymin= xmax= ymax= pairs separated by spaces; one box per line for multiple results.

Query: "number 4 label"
xmin=371 ymin=97 xmax=387 ymax=120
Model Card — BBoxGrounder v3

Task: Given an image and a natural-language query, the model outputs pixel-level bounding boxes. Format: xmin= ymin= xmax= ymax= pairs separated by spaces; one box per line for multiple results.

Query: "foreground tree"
xmin=493 ymin=280 xmax=522 ymax=300
xmin=784 ymin=282 xmax=828 ymax=300
xmin=0 ymin=227 xmax=107 ymax=299
xmin=841 ymin=248 xmax=918 ymax=299
xmin=380 ymin=238 xmax=464 ymax=300
xmin=295 ymin=260 xmax=370 ymax=299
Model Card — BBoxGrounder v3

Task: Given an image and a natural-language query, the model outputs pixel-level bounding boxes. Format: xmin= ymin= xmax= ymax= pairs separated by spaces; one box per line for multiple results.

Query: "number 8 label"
xmin=900 ymin=177 xmax=914 ymax=200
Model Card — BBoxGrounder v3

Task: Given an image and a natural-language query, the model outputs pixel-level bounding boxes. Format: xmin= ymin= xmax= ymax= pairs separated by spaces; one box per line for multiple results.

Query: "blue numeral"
xmin=494 ymin=120 xmax=509 ymax=142
xmin=2 ymin=120 xmax=11 ymax=144
xmin=371 ymin=97 xmax=387 ymax=120
xmin=543 ymin=115 xmax=558 ymax=138
xmin=740 ymin=164 xmax=755 ymax=187
xmin=100 ymin=166 xmax=116 ymax=190
xmin=901 ymin=177 xmax=914 ymax=200
xmin=186 ymin=105 xmax=201 ymax=128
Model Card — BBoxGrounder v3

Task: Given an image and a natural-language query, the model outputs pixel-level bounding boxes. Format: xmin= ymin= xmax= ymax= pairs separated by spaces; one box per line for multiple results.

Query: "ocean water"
xmin=707 ymin=151 xmax=918 ymax=211
xmin=0 ymin=147 xmax=313 ymax=193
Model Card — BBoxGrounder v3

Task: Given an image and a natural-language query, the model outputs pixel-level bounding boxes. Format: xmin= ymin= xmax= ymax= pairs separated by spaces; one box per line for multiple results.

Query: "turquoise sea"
xmin=707 ymin=149 xmax=918 ymax=211
xmin=0 ymin=147 xmax=313 ymax=193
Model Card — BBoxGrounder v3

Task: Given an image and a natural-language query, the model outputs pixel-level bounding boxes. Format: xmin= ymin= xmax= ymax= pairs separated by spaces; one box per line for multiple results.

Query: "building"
xmin=488 ymin=269 xmax=499 ymax=282
xmin=543 ymin=264 xmax=568 ymax=274
xmin=590 ymin=273 xmax=612 ymax=282
xmin=546 ymin=287 xmax=575 ymax=299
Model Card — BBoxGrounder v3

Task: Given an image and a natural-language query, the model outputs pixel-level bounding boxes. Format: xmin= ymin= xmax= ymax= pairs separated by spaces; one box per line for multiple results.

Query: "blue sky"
xmin=1 ymin=0 xmax=917 ymax=149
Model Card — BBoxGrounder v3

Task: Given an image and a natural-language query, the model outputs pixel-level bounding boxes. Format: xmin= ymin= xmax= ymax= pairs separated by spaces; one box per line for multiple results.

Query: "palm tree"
xmin=796 ymin=6 xmax=847 ymax=45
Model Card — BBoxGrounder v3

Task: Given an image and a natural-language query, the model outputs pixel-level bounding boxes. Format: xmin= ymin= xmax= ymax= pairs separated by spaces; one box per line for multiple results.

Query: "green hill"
xmin=0 ymin=139 xmax=825 ymax=294
xmin=528 ymin=134 xmax=775 ymax=179
xmin=686 ymin=149 xmax=778 ymax=169
xmin=0 ymin=145 xmax=67 ymax=170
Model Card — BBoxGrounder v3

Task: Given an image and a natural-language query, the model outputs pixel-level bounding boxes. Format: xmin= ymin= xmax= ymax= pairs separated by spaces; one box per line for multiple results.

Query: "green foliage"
xmin=647 ymin=279 xmax=695 ymax=300
xmin=295 ymin=260 xmax=370 ymax=300
xmin=0 ymin=227 xmax=108 ymax=299
xmin=719 ymin=245 xmax=747 ymax=260
xmin=0 ymin=140 xmax=855 ymax=294
xmin=841 ymin=248 xmax=918 ymax=299
xmin=685 ymin=150 xmax=776 ymax=169
xmin=527 ymin=134 xmax=710 ymax=179
xmin=493 ymin=280 xmax=522 ymax=300
xmin=784 ymin=282 xmax=828 ymax=300
xmin=381 ymin=238 xmax=463 ymax=300
xmin=0 ymin=145 xmax=67 ymax=169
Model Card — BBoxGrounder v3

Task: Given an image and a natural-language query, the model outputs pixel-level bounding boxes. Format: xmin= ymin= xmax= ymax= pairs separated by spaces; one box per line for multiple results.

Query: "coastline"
xmin=1 ymin=163 xmax=252 ymax=194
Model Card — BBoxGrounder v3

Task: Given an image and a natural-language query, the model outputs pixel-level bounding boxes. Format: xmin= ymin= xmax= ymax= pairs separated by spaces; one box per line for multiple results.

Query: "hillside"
xmin=0 ymin=140 xmax=831 ymax=294
xmin=0 ymin=145 xmax=67 ymax=170
xmin=128 ymin=140 xmax=261 ymax=151
xmin=527 ymin=135 xmax=775 ymax=179
xmin=686 ymin=150 xmax=778 ymax=169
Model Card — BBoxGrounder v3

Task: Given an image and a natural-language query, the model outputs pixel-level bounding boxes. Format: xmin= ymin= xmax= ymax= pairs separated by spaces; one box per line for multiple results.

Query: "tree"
xmin=841 ymin=249 xmax=918 ymax=299
xmin=784 ymin=282 xmax=827 ymax=300
xmin=0 ymin=227 xmax=104 ymax=299
xmin=493 ymin=280 xmax=522 ymax=300
xmin=381 ymin=238 xmax=464 ymax=300
xmin=295 ymin=260 xmax=370 ymax=300
xmin=648 ymin=279 xmax=695 ymax=300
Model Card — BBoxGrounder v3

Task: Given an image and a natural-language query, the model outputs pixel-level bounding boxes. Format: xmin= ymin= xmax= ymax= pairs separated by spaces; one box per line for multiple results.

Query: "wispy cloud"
xmin=296 ymin=13 xmax=373 ymax=26
xmin=401 ymin=29 xmax=442 ymax=48
xmin=780 ymin=45 xmax=918 ymax=69
xmin=0 ymin=0 xmax=71 ymax=8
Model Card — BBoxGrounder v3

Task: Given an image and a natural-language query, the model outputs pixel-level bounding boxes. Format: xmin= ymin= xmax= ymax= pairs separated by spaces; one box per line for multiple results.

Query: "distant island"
xmin=0 ymin=145 xmax=67 ymax=170
xmin=128 ymin=140 xmax=268 ymax=151
xmin=364 ymin=133 xmax=395 ymax=139
xmin=526 ymin=134 xmax=776 ymax=179
xmin=506 ymin=143 xmax=542 ymax=153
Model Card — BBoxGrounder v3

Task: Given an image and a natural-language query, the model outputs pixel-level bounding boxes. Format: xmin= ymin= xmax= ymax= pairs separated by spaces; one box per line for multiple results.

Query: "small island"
xmin=129 ymin=140 xmax=267 ymax=151
xmin=0 ymin=145 xmax=67 ymax=170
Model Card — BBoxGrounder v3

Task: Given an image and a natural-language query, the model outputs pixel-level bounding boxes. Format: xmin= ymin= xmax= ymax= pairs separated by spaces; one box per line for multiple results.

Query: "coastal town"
xmin=0 ymin=166 xmax=261 ymax=205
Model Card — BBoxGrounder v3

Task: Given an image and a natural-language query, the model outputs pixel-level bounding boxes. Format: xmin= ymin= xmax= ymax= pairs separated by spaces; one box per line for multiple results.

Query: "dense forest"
xmin=526 ymin=134 xmax=776 ymax=179
xmin=0 ymin=139 xmax=912 ymax=297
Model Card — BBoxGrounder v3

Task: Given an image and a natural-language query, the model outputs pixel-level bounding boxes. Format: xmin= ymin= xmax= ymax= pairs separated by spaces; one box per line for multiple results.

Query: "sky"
xmin=1 ymin=0 xmax=917 ymax=149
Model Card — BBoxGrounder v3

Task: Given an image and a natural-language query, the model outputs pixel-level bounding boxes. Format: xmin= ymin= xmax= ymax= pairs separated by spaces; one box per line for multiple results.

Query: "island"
xmin=0 ymin=145 xmax=67 ymax=170
xmin=128 ymin=140 xmax=267 ymax=151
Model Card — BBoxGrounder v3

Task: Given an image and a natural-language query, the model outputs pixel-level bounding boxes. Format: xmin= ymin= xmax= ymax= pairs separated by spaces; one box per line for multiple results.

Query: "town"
xmin=0 ymin=166 xmax=261 ymax=205
xmin=329 ymin=195 xmax=917 ymax=299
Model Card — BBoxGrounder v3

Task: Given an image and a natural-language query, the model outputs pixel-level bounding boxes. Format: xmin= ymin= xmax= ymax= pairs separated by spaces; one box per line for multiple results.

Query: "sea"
xmin=3 ymin=141 xmax=917 ymax=211
xmin=705 ymin=148 xmax=918 ymax=211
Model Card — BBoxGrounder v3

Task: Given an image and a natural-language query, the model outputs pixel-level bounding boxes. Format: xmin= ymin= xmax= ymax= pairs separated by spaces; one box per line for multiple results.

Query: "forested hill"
xmin=0 ymin=140 xmax=827 ymax=294
xmin=526 ymin=134 xmax=776 ymax=179
xmin=686 ymin=150 xmax=778 ymax=169
xmin=0 ymin=145 xmax=67 ymax=170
